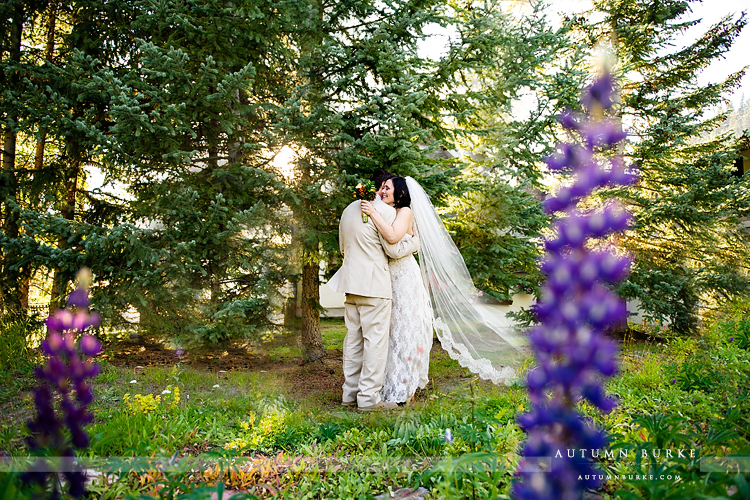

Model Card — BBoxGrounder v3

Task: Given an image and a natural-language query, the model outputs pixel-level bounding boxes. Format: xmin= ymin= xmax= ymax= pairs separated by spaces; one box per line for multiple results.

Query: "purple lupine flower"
xmin=22 ymin=268 xmax=102 ymax=499
xmin=512 ymin=71 xmax=636 ymax=500
xmin=581 ymin=72 xmax=615 ymax=111
xmin=66 ymin=288 xmax=89 ymax=308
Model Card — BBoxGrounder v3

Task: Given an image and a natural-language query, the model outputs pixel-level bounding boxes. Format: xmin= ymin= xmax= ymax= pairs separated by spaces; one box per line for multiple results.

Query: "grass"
xmin=2 ymin=315 xmax=750 ymax=499
xmin=321 ymin=319 xmax=347 ymax=349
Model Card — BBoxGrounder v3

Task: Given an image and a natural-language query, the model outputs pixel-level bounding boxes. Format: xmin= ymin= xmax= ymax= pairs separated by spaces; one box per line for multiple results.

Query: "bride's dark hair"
xmin=391 ymin=177 xmax=411 ymax=208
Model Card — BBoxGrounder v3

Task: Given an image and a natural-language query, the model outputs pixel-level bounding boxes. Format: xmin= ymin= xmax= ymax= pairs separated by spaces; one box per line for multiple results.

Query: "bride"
xmin=362 ymin=176 xmax=524 ymax=401
xmin=362 ymin=177 xmax=432 ymax=403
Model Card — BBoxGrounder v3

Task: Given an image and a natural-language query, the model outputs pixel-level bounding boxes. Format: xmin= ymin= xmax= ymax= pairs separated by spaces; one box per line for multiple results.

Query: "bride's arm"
xmin=361 ymin=202 xmax=412 ymax=244
xmin=383 ymin=229 xmax=419 ymax=259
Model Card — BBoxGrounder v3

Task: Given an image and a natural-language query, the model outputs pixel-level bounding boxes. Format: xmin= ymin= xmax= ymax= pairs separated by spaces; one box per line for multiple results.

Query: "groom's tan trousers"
xmin=342 ymin=293 xmax=392 ymax=407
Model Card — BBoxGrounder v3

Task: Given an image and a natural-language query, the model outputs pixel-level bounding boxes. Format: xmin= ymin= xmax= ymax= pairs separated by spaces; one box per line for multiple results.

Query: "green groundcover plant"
xmin=1 ymin=317 xmax=749 ymax=499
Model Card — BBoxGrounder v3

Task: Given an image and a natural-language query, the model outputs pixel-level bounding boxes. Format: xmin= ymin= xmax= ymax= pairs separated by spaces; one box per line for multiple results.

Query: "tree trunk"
xmin=0 ymin=124 xmax=18 ymax=315
xmin=33 ymin=2 xmax=58 ymax=170
xmin=16 ymin=3 xmax=60 ymax=314
xmin=227 ymin=89 xmax=244 ymax=164
xmin=300 ymin=262 xmax=325 ymax=362
xmin=297 ymin=0 xmax=326 ymax=362
xmin=208 ymin=118 xmax=219 ymax=169
xmin=1 ymin=7 xmax=24 ymax=315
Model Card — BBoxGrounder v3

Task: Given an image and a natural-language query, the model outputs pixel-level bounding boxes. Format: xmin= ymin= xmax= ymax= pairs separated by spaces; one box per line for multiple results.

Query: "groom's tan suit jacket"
xmin=329 ymin=197 xmax=419 ymax=408
xmin=329 ymin=198 xmax=419 ymax=297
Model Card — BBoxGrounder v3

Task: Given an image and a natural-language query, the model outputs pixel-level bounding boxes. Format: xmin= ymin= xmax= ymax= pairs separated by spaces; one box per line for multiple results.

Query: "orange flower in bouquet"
xmin=347 ymin=179 xmax=376 ymax=222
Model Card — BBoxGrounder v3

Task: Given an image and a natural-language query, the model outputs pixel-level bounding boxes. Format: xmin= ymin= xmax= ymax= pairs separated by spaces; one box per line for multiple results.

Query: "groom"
xmin=328 ymin=170 xmax=419 ymax=411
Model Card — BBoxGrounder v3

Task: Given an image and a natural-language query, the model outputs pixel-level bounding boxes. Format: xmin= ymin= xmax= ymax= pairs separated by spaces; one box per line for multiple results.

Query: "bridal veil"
xmin=405 ymin=176 xmax=527 ymax=385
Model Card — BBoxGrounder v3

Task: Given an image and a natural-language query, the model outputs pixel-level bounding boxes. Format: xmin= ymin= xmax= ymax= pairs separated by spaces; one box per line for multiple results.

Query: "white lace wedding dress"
xmin=381 ymin=237 xmax=433 ymax=404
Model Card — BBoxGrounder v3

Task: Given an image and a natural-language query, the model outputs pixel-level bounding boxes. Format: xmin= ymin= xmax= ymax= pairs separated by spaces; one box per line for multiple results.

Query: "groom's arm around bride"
xmin=329 ymin=197 xmax=418 ymax=296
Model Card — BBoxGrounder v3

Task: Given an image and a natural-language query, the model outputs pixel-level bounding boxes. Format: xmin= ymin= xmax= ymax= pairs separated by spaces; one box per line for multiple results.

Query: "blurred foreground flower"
xmin=21 ymin=269 xmax=101 ymax=499
xmin=512 ymin=69 xmax=636 ymax=500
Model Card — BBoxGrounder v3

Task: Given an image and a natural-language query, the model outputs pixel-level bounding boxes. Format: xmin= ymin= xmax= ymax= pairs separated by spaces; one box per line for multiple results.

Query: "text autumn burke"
xmin=557 ymin=448 xmax=697 ymax=459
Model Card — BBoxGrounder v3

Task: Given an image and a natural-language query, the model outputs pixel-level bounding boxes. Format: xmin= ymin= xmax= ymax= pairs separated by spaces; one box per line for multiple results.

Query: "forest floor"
xmin=101 ymin=320 xmax=352 ymax=406
xmin=0 ymin=317 xmax=487 ymax=423
xmin=100 ymin=320 xmax=495 ymax=410
xmin=2 ymin=315 xmax=750 ymax=499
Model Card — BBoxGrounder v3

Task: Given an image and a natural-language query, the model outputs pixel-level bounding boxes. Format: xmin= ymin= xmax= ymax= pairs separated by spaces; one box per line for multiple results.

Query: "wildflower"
xmin=80 ymin=335 xmax=102 ymax=357
xmin=66 ymin=288 xmax=89 ymax=308
xmin=213 ymin=384 xmax=220 ymax=389
xmin=23 ymin=268 xmax=102 ymax=499
xmin=130 ymin=380 xmax=137 ymax=384
xmin=161 ymin=389 xmax=172 ymax=395
xmin=175 ymin=348 xmax=185 ymax=358
xmin=512 ymin=70 xmax=636 ymax=500
xmin=445 ymin=429 xmax=453 ymax=445
xmin=581 ymin=71 xmax=615 ymax=110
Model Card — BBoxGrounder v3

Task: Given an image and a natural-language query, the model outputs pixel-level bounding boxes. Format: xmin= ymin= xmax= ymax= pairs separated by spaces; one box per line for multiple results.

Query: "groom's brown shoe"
xmin=358 ymin=401 xmax=399 ymax=412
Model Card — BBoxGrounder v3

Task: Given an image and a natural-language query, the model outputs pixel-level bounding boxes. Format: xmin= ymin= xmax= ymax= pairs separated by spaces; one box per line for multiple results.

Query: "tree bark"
xmin=300 ymin=262 xmax=325 ymax=362
xmin=227 ymin=89 xmax=244 ymax=164
xmin=297 ymin=0 xmax=326 ymax=361
xmin=33 ymin=2 xmax=58 ymax=170
xmin=1 ymin=6 xmax=24 ymax=315
xmin=207 ymin=118 xmax=219 ymax=169
xmin=13 ymin=3 xmax=60 ymax=314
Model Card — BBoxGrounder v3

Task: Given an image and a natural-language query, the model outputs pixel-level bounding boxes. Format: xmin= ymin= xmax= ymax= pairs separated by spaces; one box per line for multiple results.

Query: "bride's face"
xmin=380 ymin=179 xmax=395 ymax=206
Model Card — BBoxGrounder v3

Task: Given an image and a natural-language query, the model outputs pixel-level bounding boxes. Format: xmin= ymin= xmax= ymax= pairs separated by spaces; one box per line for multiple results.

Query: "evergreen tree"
xmin=90 ymin=0 xmax=299 ymax=342
xmin=1 ymin=0 xmax=158 ymax=321
xmin=576 ymin=0 xmax=750 ymax=333
xmin=740 ymin=96 xmax=750 ymax=133
xmin=441 ymin=4 xmax=586 ymax=304
xmin=0 ymin=0 xmax=105 ymax=316
xmin=1 ymin=1 xmax=300 ymax=343
xmin=707 ymin=97 xmax=750 ymax=139
xmin=284 ymin=0 xmax=580 ymax=357
xmin=281 ymin=0 xmax=477 ymax=360
xmin=0 ymin=0 xmax=42 ymax=315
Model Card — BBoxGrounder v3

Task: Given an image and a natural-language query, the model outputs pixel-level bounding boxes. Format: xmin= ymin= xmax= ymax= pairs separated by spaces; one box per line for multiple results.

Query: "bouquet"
xmin=346 ymin=179 xmax=376 ymax=222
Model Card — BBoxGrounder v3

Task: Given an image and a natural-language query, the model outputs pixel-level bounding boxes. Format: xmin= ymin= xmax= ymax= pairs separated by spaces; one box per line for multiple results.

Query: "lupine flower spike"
xmin=22 ymin=268 xmax=102 ymax=499
xmin=512 ymin=69 xmax=637 ymax=500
